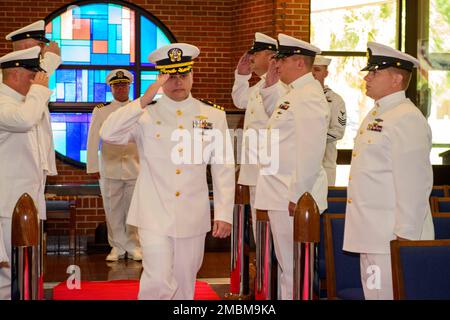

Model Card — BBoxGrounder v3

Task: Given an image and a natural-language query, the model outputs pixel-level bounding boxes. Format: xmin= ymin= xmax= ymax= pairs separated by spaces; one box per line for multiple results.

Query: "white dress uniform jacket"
xmin=322 ymin=86 xmax=346 ymax=185
xmin=255 ymin=73 xmax=329 ymax=212
xmin=232 ymin=72 xmax=269 ymax=186
xmin=343 ymin=91 xmax=434 ymax=254
xmin=0 ymin=52 xmax=61 ymax=83
xmin=86 ymin=99 xmax=139 ymax=179
xmin=100 ymin=94 xmax=235 ymax=238
xmin=0 ymin=83 xmax=53 ymax=220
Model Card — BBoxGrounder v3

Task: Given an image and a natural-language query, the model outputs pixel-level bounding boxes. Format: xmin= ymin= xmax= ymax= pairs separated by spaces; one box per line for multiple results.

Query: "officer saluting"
xmin=2 ymin=20 xmax=61 ymax=82
xmin=87 ymin=69 xmax=141 ymax=262
xmin=255 ymin=34 xmax=329 ymax=299
xmin=231 ymin=32 xmax=279 ymax=237
xmin=312 ymin=55 xmax=346 ymax=186
xmin=100 ymin=43 xmax=235 ymax=300
xmin=0 ymin=47 xmax=52 ymax=299
xmin=343 ymin=42 xmax=435 ymax=300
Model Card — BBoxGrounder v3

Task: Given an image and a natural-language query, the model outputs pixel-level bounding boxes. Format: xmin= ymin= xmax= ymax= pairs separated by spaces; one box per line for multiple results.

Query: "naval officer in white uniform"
xmin=255 ymin=34 xmax=329 ymax=299
xmin=0 ymin=47 xmax=54 ymax=300
xmin=343 ymin=42 xmax=435 ymax=300
xmin=231 ymin=32 xmax=279 ymax=237
xmin=100 ymin=43 xmax=235 ymax=300
xmin=87 ymin=69 xmax=141 ymax=261
xmin=312 ymin=55 xmax=346 ymax=186
xmin=1 ymin=20 xmax=61 ymax=83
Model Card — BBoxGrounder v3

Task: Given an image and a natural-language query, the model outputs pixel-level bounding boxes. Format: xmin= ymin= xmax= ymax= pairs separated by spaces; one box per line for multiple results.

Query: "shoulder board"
xmin=94 ymin=102 xmax=111 ymax=109
xmin=199 ymin=99 xmax=225 ymax=111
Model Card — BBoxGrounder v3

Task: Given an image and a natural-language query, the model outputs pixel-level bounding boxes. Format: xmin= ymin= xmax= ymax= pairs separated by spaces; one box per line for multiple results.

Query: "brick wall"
xmin=0 ymin=0 xmax=310 ymax=239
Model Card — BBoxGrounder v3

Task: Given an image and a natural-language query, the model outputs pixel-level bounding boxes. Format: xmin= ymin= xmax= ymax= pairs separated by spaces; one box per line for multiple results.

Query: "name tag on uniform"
xmin=193 ymin=119 xmax=213 ymax=129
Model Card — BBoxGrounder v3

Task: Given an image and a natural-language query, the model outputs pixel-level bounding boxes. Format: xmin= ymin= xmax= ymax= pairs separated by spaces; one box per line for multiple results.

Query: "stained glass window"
xmin=46 ymin=1 xmax=175 ymax=165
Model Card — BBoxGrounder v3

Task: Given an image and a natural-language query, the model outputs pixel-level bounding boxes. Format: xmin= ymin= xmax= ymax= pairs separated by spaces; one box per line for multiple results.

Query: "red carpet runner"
xmin=53 ymin=280 xmax=220 ymax=300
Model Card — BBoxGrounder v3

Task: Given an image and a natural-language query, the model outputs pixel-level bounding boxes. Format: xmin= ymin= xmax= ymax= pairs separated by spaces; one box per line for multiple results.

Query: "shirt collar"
xmin=0 ymin=83 xmax=25 ymax=101
xmin=375 ymin=91 xmax=407 ymax=114
xmin=289 ymin=72 xmax=315 ymax=90
xmin=159 ymin=93 xmax=195 ymax=109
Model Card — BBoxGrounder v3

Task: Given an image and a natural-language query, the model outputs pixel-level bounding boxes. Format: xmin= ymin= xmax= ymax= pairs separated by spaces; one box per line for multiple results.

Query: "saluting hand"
xmin=30 ymin=72 xmax=49 ymax=88
xmin=236 ymin=53 xmax=252 ymax=75
xmin=42 ymin=41 xmax=61 ymax=57
xmin=140 ymin=74 xmax=170 ymax=108
xmin=212 ymin=220 xmax=231 ymax=239
xmin=264 ymin=58 xmax=279 ymax=88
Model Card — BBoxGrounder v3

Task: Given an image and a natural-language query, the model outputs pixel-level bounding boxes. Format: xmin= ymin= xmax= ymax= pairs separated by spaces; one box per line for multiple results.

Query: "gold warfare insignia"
xmin=168 ymin=48 xmax=183 ymax=63
xmin=279 ymin=101 xmax=290 ymax=110
xmin=195 ymin=115 xmax=208 ymax=120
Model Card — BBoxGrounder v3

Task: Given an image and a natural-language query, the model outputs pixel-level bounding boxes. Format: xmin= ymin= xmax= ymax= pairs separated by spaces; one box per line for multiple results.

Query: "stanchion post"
xmin=224 ymin=184 xmax=251 ymax=300
xmin=292 ymin=192 xmax=320 ymax=300
xmin=11 ymin=193 xmax=40 ymax=300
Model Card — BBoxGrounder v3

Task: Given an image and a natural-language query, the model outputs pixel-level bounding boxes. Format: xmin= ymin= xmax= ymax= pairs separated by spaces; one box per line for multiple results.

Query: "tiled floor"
xmin=44 ymin=251 xmax=235 ymax=299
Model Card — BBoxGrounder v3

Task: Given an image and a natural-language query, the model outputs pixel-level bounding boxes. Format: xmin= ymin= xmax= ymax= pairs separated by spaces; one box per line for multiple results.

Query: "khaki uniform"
xmin=86 ymin=99 xmax=140 ymax=255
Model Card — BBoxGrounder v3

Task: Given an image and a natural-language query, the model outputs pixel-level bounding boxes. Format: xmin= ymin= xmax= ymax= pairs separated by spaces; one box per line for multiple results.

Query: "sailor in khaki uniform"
xmin=1 ymin=20 xmax=62 ymax=82
xmin=100 ymin=43 xmax=235 ymax=300
xmin=0 ymin=47 xmax=53 ymax=300
xmin=231 ymin=32 xmax=279 ymax=237
xmin=312 ymin=55 xmax=346 ymax=186
xmin=87 ymin=69 xmax=141 ymax=261
xmin=255 ymin=34 xmax=329 ymax=299
xmin=343 ymin=42 xmax=435 ymax=300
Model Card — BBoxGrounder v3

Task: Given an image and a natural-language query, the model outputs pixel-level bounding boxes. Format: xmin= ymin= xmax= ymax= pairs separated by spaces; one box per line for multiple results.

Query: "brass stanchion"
xmin=292 ymin=192 xmax=320 ymax=300
xmin=225 ymin=184 xmax=251 ymax=300
xmin=255 ymin=209 xmax=277 ymax=300
xmin=11 ymin=193 xmax=40 ymax=300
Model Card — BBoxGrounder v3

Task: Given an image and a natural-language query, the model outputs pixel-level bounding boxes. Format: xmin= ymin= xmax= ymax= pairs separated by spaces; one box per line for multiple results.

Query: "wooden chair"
xmin=431 ymin=197 xmax=450 ymax=215
xmin=44 ymin=194 xmax=78 ymax=255
xmin=324 ymin=214 xmax=364 ymax=300
xmin=391 ymin=239 xmax=450 ymax=300
xmin=327 ymin=186 xmax=347 ymax=198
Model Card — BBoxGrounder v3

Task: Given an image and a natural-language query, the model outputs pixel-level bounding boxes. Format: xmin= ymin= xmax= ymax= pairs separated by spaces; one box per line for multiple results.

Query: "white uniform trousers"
xmin=249 ymin=186 xmax=257 ymax=241
xmin=138 ymin=229 xmax=206 ymax=300
xmin=323 ymin=141 xmax=337 ymax=186
xmin=360 ymin=253 xmax=393 ymax=300
xmin=268 ymin=210 xmax=294 ymax=300
xmin=100 ymin=178 xmax=139 ymax=254
xmin=0 ymin=217 xmax=12 ymax=300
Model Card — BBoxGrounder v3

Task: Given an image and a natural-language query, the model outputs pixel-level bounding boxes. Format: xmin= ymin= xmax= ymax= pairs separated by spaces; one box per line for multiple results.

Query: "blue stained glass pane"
xmin=62 ymin=46 xmax=90 ymax=63
xmin=94 ymin=83 xmax=106 ymax=101
xmin=79 ymin=150 xmax=87 ymax=163
xmin=91 ymin=53 xmax=108 ymax=65
xmin=157 ymin=27 xmax=171 ymax=48
xmin=61 ymin=40 xmax=90 ymax=46
xmin=52 ymin=130 xmax=67 ymax=156
xmin=65 ymin=83 xmax=76 ymax=102
xmin=57 ymin=70 xmax=76 ymax=83
xmin=108 ymin=54 xmax=130 ymax=65
xmin=108 ymin=25 xmax=117 ymax=53
xmin=76 ymin=70 xmax=84 ymax=102
xmin=108 ymin=5 xmax=122 ymax=24
xmin=66 ymin=122 xmax=82 ymax=161
xmin=53 ymin=16 xmax=61 ymax=39
xmin=117 ymin=25 xmax=122 ymax=40
xmin=141 ymin=16 xmax=157 ymax=64
xmin=116 ymin=40 xmax=122 ymax=53
xmin=93 ymin=19 xmax=108 ymax=40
